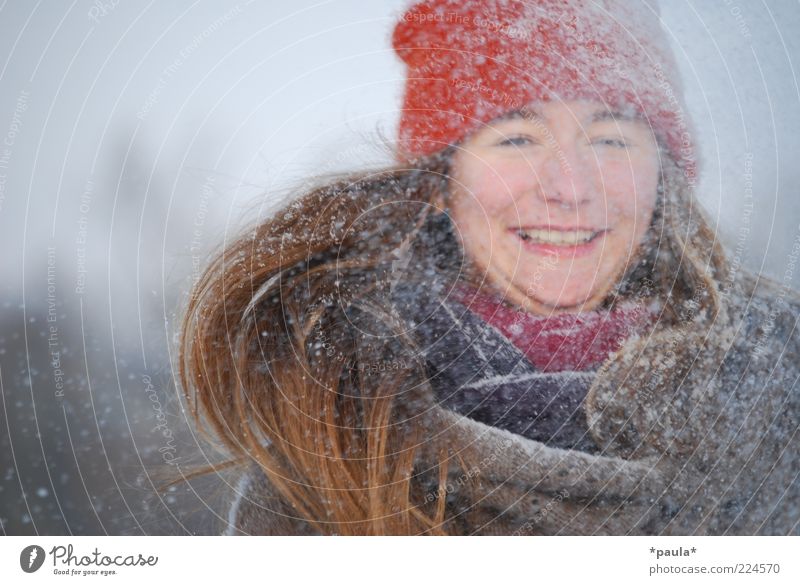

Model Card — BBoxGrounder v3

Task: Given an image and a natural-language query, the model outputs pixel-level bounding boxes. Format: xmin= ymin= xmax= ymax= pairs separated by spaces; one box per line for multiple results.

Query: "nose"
xmin=537 ymin=144 xmax=593 ymax=209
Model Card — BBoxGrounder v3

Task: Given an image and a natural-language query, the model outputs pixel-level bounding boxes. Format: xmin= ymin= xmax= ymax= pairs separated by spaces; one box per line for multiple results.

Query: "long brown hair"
xmin=175 ymin=144 xmax=729 ymax=535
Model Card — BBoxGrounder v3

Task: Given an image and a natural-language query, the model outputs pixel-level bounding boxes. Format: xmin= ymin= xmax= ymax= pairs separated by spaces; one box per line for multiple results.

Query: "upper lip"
xmin=511 ymin=225 xmax=607 ymax=232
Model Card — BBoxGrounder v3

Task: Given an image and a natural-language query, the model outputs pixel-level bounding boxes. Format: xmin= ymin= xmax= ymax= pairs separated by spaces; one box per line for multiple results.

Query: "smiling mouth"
xmin=514 ymin=227 xmax=605 ymax=246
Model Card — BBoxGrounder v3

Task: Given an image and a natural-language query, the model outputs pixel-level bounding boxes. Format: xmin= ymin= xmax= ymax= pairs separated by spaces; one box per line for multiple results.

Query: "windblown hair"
xmin=176 ymin=144 xmax=729 ymax=535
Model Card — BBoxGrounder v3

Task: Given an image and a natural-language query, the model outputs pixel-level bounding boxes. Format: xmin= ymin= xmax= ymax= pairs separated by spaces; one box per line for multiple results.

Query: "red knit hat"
xmin=392 ymin=0 xmax=697 ymax=182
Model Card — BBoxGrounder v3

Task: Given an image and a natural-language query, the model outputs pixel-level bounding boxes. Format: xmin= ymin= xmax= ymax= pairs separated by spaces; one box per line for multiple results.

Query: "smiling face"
xmin=447 ymin=100 xmax=661 ymax=315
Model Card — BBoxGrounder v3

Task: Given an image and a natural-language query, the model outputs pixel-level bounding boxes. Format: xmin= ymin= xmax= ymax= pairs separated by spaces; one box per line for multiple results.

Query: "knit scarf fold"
xmin=451 ymin=282 xmax=661 ymax=373
xmin=399 ymin=280 xmax=659 ymax=452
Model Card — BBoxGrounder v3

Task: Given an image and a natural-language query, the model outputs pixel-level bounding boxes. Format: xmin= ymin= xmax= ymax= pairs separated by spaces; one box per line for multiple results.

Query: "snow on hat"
xmin=392 ymin=0 xmax=697 ymax=182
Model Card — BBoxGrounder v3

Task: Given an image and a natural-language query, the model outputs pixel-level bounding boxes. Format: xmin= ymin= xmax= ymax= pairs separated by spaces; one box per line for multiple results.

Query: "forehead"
xmin=491 ymin=100 xmax=644 ymax=125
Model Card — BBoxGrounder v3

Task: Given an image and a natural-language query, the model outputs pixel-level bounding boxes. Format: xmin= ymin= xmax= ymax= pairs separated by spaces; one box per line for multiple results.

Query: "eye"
xmin=497 ymin=135 xmax=537 ymax=147
xmin=591 ymin=137 xmax=630 ymax=148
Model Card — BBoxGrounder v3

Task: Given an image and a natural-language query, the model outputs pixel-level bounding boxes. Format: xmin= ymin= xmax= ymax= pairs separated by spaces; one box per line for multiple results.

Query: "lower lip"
xmin=512 ymin=230 xmax=606 ymax=258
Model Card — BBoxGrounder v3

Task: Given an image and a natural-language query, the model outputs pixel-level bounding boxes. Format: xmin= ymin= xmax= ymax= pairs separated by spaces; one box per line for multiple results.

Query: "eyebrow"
xmin=590 ymin=109 xmax=643 ymax=123
xmin=492 ymin=108 xmax=643 ymax=125
xmin=493 ymin=109 xmax=543 ymax=122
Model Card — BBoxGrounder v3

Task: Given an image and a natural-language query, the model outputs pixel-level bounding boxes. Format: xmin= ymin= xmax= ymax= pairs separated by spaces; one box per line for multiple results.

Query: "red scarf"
xmin=452 ymin=283 xmax=659 ymax=373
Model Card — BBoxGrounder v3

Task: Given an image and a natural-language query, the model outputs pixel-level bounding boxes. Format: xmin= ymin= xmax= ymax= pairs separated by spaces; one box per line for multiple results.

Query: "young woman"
xmin=179 ymin=0 xmax=800 ymax=535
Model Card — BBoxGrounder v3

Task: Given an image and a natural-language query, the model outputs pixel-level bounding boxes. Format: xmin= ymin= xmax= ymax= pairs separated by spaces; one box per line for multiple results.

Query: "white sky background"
xmin=0 ymin=0 xmax=798 ymax=347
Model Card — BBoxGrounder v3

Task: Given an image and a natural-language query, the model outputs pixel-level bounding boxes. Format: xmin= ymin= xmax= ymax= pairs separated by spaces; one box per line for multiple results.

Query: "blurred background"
xmin=1 ymin=0 xmax=799 ymax=535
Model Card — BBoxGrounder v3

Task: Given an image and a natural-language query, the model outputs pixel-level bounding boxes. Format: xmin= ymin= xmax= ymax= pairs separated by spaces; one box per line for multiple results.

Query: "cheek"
xmin=601 ymin=162 xmax=658 ymax=222
xmin=455 ymin=158 xmax=533 ymax=214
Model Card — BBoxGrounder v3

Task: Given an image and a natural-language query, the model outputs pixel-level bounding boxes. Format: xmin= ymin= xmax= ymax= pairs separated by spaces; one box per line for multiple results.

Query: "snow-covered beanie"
xmin=392 ymin=0 xmax=697 ymax=181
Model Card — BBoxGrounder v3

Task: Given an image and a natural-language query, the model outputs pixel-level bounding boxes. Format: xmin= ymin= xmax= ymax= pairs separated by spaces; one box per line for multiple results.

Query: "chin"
xmin=527 ymin=286 xmax=598 ymax=311
xmin=542 ymin=296 xmax=593 ymax=311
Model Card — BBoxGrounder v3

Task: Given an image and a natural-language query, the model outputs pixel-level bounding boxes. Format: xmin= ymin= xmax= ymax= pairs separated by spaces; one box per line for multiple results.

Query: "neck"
xmin=460 ymin=261 xmax=615 ymax=317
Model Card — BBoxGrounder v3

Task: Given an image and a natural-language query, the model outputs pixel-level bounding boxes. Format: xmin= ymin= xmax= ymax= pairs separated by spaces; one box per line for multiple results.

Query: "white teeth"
xmin=517 ymin=229 xmax=596 ymax=245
